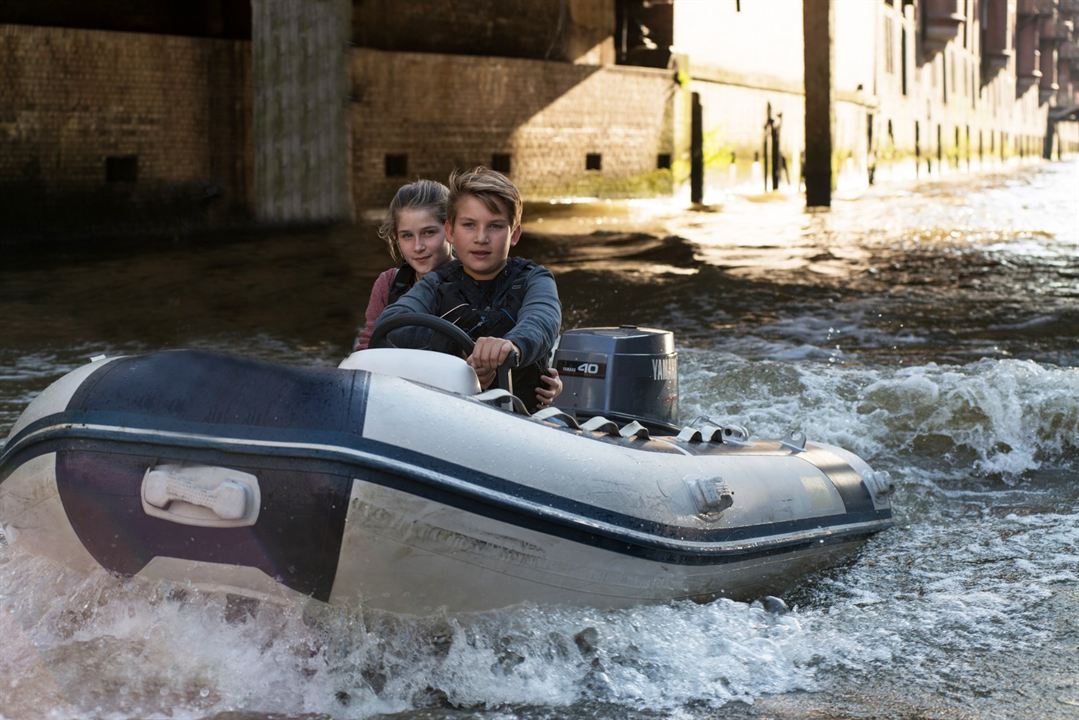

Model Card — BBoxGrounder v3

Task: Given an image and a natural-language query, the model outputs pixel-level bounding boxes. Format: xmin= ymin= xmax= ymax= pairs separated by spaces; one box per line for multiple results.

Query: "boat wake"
xmin=0 ymin=541 xmax=889 ymax=720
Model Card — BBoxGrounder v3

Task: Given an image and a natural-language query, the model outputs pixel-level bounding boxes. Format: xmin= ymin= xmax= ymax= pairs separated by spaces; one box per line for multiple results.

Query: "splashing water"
xmin=681 ymin=351 xmax=1079 ymax=481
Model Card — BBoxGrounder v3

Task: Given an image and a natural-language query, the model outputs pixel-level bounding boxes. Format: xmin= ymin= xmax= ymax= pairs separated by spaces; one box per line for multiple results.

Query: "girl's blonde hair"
xmin=378 ymin=180 xmax=450 ymax=263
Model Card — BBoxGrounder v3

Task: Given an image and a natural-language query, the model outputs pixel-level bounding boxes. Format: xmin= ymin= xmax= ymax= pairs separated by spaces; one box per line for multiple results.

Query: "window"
xmin=941 ymin=54 xmax=948 ymax=104
xmin=615 ymin=0 xmax=673 ymax=68
xmin=963 ymin=0 xmax=969 ymax=48
xmin=586 ymin=153 xmax=602 ymax=171
xmin=901 ymin=27 xmax=908 ymax=95
xmin=884 ymin=16 xmax=895 ymax=75
xmin=384 ymin=154 xmax=408 ymax=177
xmin=491 ymin=153 xmax=511 ymax=174
xmin=657 ymin=153 xmax=672 ymax=169
xmin=105 ymin=155 xmax=138 ymax=183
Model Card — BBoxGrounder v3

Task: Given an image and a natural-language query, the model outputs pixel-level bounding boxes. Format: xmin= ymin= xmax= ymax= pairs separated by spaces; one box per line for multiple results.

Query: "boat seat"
xmin=338 ymin=349 xmax=481 ymax=396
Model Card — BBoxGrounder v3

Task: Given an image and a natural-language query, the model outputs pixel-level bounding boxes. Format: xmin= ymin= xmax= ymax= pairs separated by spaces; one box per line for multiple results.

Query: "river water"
xmin=1 ymin=160 xmax=1077 ymax=720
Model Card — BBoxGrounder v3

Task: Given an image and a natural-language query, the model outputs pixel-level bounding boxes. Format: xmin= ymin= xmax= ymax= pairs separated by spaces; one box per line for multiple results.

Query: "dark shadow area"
xmin=0 ymin=0 xmax=251 ymax=39
xmin=353 ymin=0 xmax=608 ymax=63
xmin=0 ymin=183 xmax=254 ymax=249
xmin=1 ymin=24 xmax=252 ymax=245
xmin=615 ymin=0 xmax=673 ymax=68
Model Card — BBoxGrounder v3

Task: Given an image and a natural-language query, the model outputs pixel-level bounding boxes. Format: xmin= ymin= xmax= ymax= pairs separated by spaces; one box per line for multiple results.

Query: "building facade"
xmin=1 ymin=0 xmax=1077 ymax=233
xmin=670 ymin=0 xmax=1079 ymax=199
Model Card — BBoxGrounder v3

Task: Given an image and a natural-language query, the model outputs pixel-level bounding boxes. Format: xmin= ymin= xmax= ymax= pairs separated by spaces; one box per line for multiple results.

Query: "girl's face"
xmin=395 ymin=208 xmax=451 ymax=277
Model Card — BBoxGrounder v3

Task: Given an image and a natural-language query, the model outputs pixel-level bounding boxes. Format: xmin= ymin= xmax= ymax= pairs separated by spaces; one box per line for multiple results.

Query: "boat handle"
xmin=687 ymin=476 xmax=735 ymax=515
xmin=141 ymin=464 xmax=261 ymax=528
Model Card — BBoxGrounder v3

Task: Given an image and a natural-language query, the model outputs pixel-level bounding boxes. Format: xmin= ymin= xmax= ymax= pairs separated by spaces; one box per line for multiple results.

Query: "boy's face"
xmin=446 ymin=194 xmax=521 ymax=281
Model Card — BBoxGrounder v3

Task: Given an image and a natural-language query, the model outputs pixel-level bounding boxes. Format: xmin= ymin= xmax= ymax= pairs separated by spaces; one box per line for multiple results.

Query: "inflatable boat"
xmin=0 ymin=318 xmax=894 ymax=614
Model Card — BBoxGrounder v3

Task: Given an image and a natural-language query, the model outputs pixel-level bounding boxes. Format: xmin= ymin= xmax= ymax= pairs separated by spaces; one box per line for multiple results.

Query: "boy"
xmin=375 ymin=167 xmax=561 ymax=410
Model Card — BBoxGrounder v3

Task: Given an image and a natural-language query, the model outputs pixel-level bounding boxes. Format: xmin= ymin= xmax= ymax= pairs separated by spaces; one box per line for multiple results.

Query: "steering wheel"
xmin=368 ymin=312 xmax=517 ymax=397
xmin=368 ymin=312 xmax=475 ymax=358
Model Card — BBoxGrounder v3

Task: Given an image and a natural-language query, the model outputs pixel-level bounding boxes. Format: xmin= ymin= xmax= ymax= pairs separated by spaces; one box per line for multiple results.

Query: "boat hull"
xmin=0 ymin=350 xmax=893 ymax=613
xmin=332 ymin=479 xmax=879 ymax=613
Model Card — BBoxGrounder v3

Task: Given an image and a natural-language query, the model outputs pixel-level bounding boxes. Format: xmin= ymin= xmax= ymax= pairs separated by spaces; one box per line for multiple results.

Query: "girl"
xmin=354 ymin=179 xmax=453 ymax=351
xmin=355 ymin=179 xmax=561 ymax=407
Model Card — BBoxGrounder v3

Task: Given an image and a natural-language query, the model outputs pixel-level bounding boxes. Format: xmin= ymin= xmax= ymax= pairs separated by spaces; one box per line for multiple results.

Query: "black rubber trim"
xmin=56 ymin=447 xmax=350 ymax=601
xmin=800 ymin=447 xmax=875 ymax=514
xmin=67 ymin=350 xmax=369 ymax=437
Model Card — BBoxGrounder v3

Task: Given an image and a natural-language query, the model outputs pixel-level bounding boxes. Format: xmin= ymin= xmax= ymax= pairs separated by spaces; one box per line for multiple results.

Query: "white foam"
xmin=680 ymin=351 xmax=1079 ymax=478
xmin=0 ymin=544 xmax=886 ymax=719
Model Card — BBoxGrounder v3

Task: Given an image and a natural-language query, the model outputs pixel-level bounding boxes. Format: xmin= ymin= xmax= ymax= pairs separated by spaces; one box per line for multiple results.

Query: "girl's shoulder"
xmin=369 ymin=267 xmax=398 ymax=302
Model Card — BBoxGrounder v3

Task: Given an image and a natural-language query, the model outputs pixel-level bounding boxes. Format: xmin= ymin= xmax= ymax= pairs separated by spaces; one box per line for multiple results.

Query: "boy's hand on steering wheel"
xmin=467 ymin=337 xmax=520 ymax=375
xmin=467 ymin=337 xmax=519 ymax=390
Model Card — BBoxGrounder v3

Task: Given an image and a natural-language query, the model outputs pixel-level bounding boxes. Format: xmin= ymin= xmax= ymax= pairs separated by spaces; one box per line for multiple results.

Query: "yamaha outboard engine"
xmin=553 ymin=326 xmax=678 ymax=431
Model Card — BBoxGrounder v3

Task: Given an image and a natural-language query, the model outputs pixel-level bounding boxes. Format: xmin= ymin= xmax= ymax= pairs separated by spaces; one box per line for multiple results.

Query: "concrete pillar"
xmin=803 ymin=0 xmax=834 ymax=207
xmin=252 ymin=0 xmax=353 ymax=223
xmin=565 ymin=0 xmax=617 ymax=64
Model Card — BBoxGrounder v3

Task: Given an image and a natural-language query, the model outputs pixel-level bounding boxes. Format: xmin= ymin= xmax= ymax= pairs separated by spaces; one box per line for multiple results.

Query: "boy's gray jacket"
xmin=375 ymin=260 xmax=561 ymax=366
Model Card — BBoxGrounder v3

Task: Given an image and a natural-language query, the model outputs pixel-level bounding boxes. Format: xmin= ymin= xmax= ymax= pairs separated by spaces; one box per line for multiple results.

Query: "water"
xmin=1 ymin=160 xmax=1077 ymax=719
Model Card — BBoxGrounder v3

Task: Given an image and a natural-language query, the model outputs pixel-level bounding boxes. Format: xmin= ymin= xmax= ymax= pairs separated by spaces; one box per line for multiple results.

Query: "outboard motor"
xmin=553 ymin=326 xmax=678 ymax=431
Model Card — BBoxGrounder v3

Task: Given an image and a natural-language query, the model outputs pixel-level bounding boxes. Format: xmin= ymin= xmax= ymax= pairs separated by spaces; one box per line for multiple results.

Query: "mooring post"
xmin=771 ymin=111 xmax=782 ymax=191
xmin=1044 ymin=115 xmax=1056 ymax=160
xmin=690 ymin=92 xmax=704 ymax=205
xmin=803 ymin=0 xmax=834 ymax=207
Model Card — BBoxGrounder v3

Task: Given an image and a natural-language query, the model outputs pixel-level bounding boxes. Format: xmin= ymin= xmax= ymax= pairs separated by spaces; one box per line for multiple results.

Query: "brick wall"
xmin=0 ymin=24 xmax=252 ymax=239
xmin=350 ymin=48 xmax=674 ymax=209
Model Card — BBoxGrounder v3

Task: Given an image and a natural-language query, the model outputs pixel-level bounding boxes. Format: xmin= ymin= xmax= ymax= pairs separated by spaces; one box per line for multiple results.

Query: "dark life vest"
xmin=432 ymin=257 xmax=547 ymax=412
xmin=387 ymin=263 xmax=417 ymax=305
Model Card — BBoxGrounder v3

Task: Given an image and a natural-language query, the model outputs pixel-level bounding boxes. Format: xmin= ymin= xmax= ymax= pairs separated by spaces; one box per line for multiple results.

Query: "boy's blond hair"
xmin=447 ymin=167 xmax=523 ymax=229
